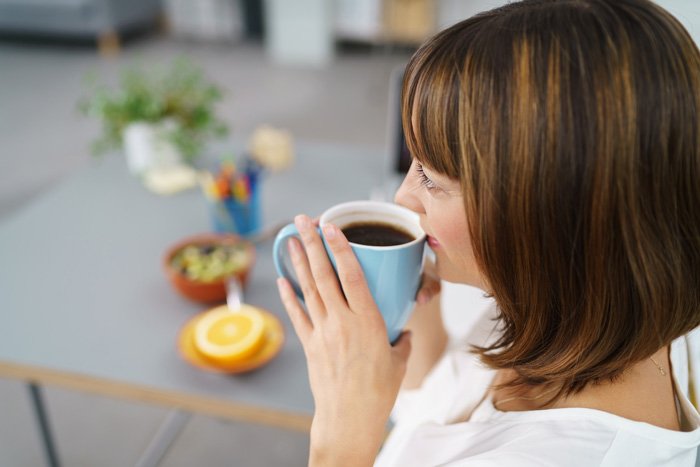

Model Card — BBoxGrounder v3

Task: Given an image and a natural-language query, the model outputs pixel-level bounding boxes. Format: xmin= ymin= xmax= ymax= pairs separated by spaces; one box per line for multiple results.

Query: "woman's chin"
xmin=435 ymin=258 xmax=485 ymax=289
xmin=434 ymin=258 xmax=462 ymax=283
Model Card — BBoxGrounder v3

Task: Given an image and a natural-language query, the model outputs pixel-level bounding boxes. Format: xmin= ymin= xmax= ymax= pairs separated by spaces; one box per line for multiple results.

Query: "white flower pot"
xmin=123 ymin=121 xmax=183 ymax=175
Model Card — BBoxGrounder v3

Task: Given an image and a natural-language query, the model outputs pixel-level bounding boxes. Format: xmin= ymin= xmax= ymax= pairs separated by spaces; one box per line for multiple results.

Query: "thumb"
xmin=416 ymin=275 xmax=441 ymax=305
xmin=391 ymin=330 xmax=413 ymax=363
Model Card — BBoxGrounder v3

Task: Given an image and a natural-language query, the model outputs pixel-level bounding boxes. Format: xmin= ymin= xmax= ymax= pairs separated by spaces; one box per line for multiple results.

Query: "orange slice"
xmin=193 ymin=305 xmax=266 ymax=365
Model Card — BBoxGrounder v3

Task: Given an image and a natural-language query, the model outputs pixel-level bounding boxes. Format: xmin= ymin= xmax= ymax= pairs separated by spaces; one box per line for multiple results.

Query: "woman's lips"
xmin=427 ymin=235 xmax=440 ymax=248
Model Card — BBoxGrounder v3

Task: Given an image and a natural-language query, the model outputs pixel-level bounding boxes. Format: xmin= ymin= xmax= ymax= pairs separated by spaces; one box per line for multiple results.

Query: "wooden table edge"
xmin=0 ymin=360 xmax=312 ymax=433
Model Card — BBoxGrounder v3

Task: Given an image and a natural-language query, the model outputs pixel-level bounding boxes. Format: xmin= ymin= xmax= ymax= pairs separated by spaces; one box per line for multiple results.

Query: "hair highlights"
xmin=403 ymin=0 xmax=700 ymax=394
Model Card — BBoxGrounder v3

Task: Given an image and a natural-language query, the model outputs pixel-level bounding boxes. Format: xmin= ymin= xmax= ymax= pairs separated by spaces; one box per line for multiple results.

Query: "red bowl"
xmin=163 ymin=233 xmax=256 ymax=304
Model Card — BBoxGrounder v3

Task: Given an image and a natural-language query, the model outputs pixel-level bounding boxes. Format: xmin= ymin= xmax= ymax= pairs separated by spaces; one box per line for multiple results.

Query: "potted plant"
xmin=79 ymin=58 xmax=229 ymax=175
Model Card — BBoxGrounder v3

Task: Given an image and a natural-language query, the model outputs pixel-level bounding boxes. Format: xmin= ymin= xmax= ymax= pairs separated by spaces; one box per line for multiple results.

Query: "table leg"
xmin=28 ymin=382 xmax=60 ymax=467
xmin=135 ymin=409 xmax=190 ymax=467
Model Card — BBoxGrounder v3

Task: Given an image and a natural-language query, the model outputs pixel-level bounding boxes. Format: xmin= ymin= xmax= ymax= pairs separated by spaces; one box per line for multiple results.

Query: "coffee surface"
xmin=341 ymin=221 xmax=415 ymax=247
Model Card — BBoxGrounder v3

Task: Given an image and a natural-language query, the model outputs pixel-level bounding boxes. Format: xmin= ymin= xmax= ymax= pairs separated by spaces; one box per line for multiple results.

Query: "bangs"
xmin=401 ymin=33 xmax=464 ymax=179
xmin=399 ymin=0 xmax=700 ymax=397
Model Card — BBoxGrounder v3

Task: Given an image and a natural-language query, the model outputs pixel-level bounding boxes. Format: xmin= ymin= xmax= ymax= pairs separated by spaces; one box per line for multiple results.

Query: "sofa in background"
xmin=0 ymin=0 xmax=163 ymax=55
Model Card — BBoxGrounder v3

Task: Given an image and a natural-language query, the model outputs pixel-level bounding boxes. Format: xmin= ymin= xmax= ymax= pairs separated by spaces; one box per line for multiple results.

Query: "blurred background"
xmin=0 ymin=0 xmax=516 ymax=221
xmin=1 ymin=0 xmax=698 ymax=466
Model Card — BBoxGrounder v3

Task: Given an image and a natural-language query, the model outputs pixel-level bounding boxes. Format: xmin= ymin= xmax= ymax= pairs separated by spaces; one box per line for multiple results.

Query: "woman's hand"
xmin=276 ymin=215 xmax=412 ymax=466
xmin=416 ymin=258 xmax=441 ymax=305
xmin=402 ymin=260 xmax=448 ymax=390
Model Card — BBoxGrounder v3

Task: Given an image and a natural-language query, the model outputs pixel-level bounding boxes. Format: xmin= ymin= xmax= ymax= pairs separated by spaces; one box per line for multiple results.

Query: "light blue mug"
xmin=273 ymin=200 xmax=426 ymax=343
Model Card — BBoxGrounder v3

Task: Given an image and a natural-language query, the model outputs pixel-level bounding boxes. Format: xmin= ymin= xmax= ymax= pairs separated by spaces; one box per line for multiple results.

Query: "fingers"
xmin=416 ymin=274 xmax=441 ymax=305
xmin=295 ymin=215 xmax=346 ymax=308
xmin=277 ymin=277 xmax=312 ymax=342
xmin=287 ymin=236 xmax=326 ymax=323
xmin=391 ymin=330 xmax=413 ymax=364
xmin=321 ymin=223 xmax=377 ymax=315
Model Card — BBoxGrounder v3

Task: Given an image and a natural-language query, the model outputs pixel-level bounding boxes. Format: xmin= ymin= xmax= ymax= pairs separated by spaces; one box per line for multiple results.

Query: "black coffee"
xmin=341 ymin=221 xmax=415 ymax=247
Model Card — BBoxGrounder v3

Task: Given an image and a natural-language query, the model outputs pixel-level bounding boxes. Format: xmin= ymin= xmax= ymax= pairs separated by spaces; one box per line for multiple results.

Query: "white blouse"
xmin=376 ymin=304 xmax=700 ymax=466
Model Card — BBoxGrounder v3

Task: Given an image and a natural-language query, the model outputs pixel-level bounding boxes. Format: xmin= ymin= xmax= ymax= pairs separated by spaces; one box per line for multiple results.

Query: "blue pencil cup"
xmin=209 ymin=184 xmax=262 ymax=237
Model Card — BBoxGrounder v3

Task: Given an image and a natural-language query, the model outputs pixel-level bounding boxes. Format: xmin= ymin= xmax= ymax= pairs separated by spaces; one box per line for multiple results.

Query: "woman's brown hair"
xmin=402 ymin=0 xmax=700 ymax=394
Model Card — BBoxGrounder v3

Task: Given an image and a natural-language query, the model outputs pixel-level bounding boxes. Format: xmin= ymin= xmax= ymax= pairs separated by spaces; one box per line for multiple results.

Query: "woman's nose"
xmin=394 ymin=174 xmax=423 ymax=214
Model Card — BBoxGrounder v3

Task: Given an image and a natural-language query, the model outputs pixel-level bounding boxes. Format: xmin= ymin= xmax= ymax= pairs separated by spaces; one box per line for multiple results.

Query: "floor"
xmin=0 ymin=34 xmax=410 ymax=466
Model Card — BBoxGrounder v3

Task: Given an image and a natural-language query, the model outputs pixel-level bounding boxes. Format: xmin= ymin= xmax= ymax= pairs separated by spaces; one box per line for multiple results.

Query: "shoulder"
xmin=456 ymin=417 xmax=617 ymax=466
xmin=380 ymin=413 xmax=619 ymax=467
xmin=431 ymin=412 xmax=696 ymax=467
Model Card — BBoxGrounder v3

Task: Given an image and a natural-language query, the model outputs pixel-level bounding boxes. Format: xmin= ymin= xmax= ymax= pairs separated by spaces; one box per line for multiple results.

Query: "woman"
xmin=276 ymin=0 xmax=700 ymax=465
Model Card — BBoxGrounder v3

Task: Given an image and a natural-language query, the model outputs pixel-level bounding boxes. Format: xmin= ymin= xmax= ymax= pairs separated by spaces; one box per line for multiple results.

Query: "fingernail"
xmin=322 ymin=224 xmax=336 ymax=239
xmin=295 ymin=215 xmax=310 ymax=230
xmin=417 ymin=292 xmax=427 ymax=305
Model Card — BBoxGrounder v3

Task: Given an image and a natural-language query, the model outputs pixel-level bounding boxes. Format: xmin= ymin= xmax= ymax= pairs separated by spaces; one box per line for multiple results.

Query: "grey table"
xmin=0 ymin=141 xmax=387 ymax=466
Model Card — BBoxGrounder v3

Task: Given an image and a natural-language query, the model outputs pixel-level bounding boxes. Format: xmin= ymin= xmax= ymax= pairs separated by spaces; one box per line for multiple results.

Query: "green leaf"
xmin=78 ymin=57 xmax=229 ymax=160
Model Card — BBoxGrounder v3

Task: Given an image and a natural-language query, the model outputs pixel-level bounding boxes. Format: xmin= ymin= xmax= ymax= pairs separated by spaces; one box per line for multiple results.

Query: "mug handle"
xmin=273 ymin=223 xmax=322 ymax=300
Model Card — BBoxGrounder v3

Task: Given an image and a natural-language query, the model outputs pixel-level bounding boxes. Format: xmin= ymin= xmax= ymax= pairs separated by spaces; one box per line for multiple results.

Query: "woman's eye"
xmin=415 ymin=162 xmax=439 ymax=191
